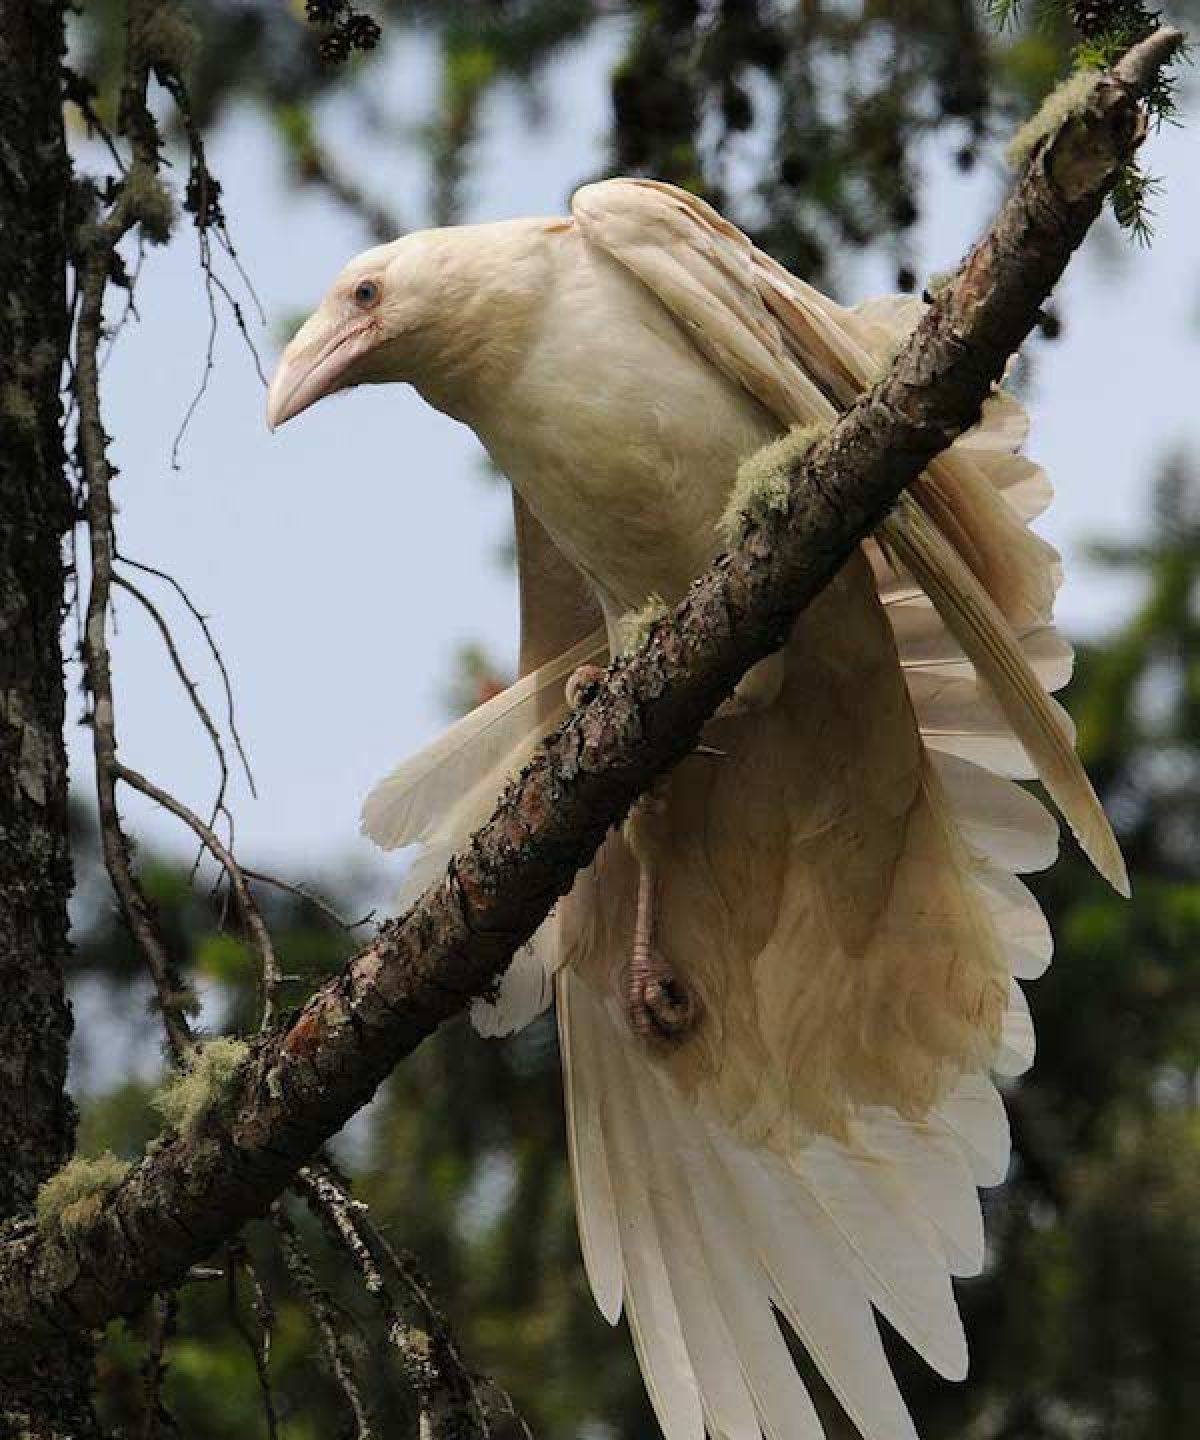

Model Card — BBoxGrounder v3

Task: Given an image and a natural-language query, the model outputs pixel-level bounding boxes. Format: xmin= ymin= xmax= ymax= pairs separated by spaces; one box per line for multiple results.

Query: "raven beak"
xmin=266 ymin=315 xmax=377 ymax=431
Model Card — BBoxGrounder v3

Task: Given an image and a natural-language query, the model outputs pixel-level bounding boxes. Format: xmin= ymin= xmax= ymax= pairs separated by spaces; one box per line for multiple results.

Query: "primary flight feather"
xmin=267 ymin=177 xmax=1127 ymax=1440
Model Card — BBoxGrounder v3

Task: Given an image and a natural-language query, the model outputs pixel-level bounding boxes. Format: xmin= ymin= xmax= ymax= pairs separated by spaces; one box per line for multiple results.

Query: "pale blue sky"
xmin=68 ymin=23 xmax=1199 ymax=901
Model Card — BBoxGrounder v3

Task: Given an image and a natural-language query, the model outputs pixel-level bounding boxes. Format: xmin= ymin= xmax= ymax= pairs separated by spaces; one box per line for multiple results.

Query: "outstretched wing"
xmin=473 ymin=494 xmax=605 ymax=1034
xmin=556 ymin=177 xmax=1124 ymax=1440
xmin=571 ymin=176 xmax=1124 ymax=893
xmin=362 ymin=489 xmax=606 ymax=1028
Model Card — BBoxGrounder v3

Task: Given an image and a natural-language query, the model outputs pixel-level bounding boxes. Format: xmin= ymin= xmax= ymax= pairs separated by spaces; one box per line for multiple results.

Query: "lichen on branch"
xmin=153 ymin=1038 xmax=251 ymax=1136
xmin=718 ymin=422 xmax=831 ymax=547
xmin=35 ymin=1153 xmax=131 ymax=1236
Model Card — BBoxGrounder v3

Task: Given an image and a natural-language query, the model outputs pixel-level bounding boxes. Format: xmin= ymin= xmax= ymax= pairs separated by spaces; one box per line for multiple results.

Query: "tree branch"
xmin=76 ymin=0 xmax=199 ymax=1064
xmin=0 ymin=26 xmax=1182 ymax=1353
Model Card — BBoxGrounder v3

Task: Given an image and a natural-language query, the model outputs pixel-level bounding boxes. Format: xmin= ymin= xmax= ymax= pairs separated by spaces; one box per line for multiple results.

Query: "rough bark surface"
xmin=0 ymin=2 xmax=100 ymax=1434
xmin=0 ymin=26 xmax=1180 ymax=1366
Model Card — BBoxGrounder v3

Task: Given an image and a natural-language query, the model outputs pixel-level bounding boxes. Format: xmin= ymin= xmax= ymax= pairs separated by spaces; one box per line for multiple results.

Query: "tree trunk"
xmin=0 ymin=2 xmax=98 ymax=1432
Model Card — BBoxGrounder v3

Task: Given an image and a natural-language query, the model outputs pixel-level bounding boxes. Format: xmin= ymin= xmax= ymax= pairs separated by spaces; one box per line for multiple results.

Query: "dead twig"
xmin=275 ymin=1204 xmax=374 ymax=1440
xmin=153 ymin=67 xmax=268 ymax=466
xmin=115 ymin=549 xmax=257 ymax=798
xmin=242 ymin=866 xmax=377 ymax=932
xmin=296 ymin=1163 xmax=502 ymax=1439
xmin=138 ymin=1291 xmax=179 ymax=1440
xmin=113 ymin=572 xmax=236 ymax=860
xmin=113 ymin=760 xmax=282 ymax=1029
xmin=226 ymin=1243 xmax=280 ymax=1440
xmin=75 ymin=138 xmax=196 ymax=1065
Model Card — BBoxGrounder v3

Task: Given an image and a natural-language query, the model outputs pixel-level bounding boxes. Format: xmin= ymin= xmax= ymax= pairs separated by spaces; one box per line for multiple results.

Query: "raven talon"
xmin=635 ymin=974 xmax=699 ymax=1040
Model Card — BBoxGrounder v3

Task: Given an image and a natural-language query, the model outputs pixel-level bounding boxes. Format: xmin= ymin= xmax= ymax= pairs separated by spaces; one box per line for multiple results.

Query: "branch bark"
xmin=0 ymin=25 xmax=1182 ymax=1358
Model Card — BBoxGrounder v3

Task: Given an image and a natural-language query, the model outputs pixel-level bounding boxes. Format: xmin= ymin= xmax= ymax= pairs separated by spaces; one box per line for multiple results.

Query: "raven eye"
xmin=353 ymin=279 xmax=380 ymax=309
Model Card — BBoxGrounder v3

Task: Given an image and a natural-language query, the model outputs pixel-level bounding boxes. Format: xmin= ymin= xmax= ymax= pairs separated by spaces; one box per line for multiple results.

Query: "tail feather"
xmin=563 ymin=972 xmax=948 ymax=1440
xmin=716 ymin=1134 xmax=921 ymax=1440
xmin=556 ymin=970 xmax=623 ymax=1322
xmin=581 ymin=981 xmax=705 ymax=1440
xmin=657 ymin=1085 xmax=827 ymax=1440
xmin=635 ymin=1091 xmax=763 ymax=1440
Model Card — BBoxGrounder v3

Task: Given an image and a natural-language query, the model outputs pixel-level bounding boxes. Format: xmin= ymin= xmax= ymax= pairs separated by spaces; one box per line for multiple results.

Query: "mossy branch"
xmin=718 ymin=423 xmax=831 ymax=547
xmin=153 ymin=1038 xmax=251 ymax=1136
xmin=616 ymin=595 xmax=669 ymax=655
xmin=36 ymin=1153 xmax=131 ymax=1236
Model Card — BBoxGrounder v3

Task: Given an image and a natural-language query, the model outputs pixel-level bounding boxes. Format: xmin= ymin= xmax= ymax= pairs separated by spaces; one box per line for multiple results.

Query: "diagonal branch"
xmin=0 ymin=25 xmax=1182 ymax=1354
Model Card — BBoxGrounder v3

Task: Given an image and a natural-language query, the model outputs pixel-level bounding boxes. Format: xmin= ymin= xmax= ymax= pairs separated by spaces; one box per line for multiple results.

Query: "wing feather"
xmin=573 ymin=176 xmax=1122 ymax=896
xmin=556 ymin=970 xmax=623 ymax=1323
xmin=855 ymin=1113 xmax=986 ymax=1277
xmin=794 ymin=1140 xmax=969 ymax=1381
xmin=882 ymin=495 xmax=1127 ymax=894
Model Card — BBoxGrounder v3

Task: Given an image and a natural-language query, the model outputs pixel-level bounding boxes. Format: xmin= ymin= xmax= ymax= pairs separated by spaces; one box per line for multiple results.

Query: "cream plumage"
xmin=267 ymin=177 xmax=1127 ymax=1440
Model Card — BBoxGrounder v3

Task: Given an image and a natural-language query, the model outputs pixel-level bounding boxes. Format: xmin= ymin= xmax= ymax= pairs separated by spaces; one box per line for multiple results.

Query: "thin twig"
xmin=113 ymin=572 xmax=235 ymax=858
xmin=138 ymin=1291 xmax=179 ymax=1440
xmin=242 ymin=867 xmax=377 ymax=932
xmin=62 ymin=64 xmax=127 ymax=174
xmin=226 ymin=1243 xmax=279 ymax=1440
xmin=296 ymin=1163 xmax=501 ymax=1439
xmin=169 ymin=245 xmax=269 ymax=469
xmin=275 ymin=1205 xmax=375 ymax=1440
xmin=114 ymin=549 xmax=257 ymax=797
xmin=99 ymin=234 xmax=147 ymax=373
xmin=154 ymin=68 xmax=268 ymax=465
xmin=113 ymin=760 xmax=282 ymax=1029
xmin=296 ymin=1165 xmax=384 ymax=1292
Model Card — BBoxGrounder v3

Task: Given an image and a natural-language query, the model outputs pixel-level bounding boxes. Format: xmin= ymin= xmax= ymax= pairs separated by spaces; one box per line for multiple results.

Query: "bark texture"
xmin=0 ymin=2 xmax=100 ymax=1434
xmin=0 ymin=24 xmax=1181 ymax=1368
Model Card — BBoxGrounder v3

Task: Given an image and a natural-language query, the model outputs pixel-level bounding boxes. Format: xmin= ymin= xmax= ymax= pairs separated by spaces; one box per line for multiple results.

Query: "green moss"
xmin=616 ymin=594 xmax=668 ymax=656
xmin=36 ymin=1151 xmax=131 ymax=1235
xmin=717 ymin=422 xmax=829 ymax=547
xmin=124 ymin=162 xmax=175 ymax=245
xmin=1004 ymin=69 xmax=1099 ymax=169
xmin=925 ymin=268 xmax=955 ymax=299
xmin=153 ymin=1037 xmax=250 ymax=1136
